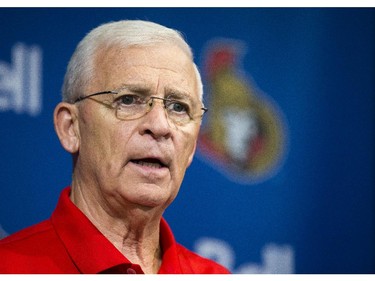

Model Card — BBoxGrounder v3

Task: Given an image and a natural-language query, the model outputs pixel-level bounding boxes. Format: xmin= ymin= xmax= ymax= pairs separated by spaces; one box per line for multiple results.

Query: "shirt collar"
xmin=158 ymin=216 xmax=184 ymax=273
xmin=51 ymin=187 xmax=183 ymax=274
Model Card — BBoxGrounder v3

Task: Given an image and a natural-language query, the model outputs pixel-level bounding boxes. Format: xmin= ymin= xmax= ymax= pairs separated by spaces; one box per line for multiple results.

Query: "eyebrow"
xmin=164 ymin=87 xmax=198 ymax=107
xmin=116 ymin=83 xmax=151 ymax=94
xmin=116 ymin=84 xmax=197 ymax=103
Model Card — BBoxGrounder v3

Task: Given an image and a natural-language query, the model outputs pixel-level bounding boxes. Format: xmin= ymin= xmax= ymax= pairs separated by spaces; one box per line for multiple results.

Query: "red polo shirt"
xmin=0 ymin=187 xmax=230 ymax=274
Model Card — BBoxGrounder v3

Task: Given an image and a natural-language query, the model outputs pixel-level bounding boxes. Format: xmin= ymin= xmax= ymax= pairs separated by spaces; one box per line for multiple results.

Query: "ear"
xmin=53 ymin=102 xmax=80 ymax=153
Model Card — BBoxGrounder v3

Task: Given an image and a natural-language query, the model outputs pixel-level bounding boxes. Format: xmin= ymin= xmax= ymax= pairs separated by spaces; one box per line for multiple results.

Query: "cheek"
xmin=99 ymin=124 xmax=135 ymax=168
xmin=175 ymin=127 xmax=199 ymax=171
xmin=79 ymin=112 xmax=124 ymax=168
xmin=79 ymin=124 xmax=109 ymax=168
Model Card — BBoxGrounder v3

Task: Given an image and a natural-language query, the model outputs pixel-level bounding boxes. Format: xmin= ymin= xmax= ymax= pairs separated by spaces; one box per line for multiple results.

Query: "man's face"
xmin=74 ymin=44 xmax=201 ymax=212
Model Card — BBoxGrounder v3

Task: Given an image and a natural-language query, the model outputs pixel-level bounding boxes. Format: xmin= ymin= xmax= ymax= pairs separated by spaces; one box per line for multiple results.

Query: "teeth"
xmin=133 ymin=160 xmax=162 ymax=168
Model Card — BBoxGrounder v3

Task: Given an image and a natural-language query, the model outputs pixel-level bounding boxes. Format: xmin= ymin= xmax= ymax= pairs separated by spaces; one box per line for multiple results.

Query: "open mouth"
xmin=131 ymin=158 xmax=167 ymax=169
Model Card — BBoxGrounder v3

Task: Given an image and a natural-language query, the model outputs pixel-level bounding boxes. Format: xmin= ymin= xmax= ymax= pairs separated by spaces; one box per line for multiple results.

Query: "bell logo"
xmin=198 ymin=39 xmax=288 ymax=184
xmin=0 ymin=43 xmax=42 ymax=116
xmin=194 ymin=238 xmax=295 ymax=274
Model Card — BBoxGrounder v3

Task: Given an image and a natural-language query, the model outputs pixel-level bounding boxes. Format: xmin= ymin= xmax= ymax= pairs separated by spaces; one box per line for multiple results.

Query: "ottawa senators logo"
xmin=198 ymin=39 xmax=288 ymax=184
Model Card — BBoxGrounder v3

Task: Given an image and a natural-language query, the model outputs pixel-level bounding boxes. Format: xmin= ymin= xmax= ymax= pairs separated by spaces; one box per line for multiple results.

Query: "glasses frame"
xmin=74 ymin=90 xmax=208 ymax=125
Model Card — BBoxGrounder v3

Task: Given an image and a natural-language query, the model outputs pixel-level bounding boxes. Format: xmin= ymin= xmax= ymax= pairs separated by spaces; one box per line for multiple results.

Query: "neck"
xmin=70 ymin=182 xmax=163 ymax=274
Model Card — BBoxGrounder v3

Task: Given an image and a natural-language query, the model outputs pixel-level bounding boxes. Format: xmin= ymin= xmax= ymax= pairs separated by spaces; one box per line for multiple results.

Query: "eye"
xmin=119 ymin=94 xmax=136 ymax=105
xmin=114 ymin=94 xmax=144 ymax=106
xmin=166 ymin=100 xmax=189 ymax=114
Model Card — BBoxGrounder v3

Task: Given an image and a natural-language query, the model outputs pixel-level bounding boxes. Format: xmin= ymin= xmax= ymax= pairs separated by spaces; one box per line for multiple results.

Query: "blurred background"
xmin=0 ymin=8 xmax=373 ymax=273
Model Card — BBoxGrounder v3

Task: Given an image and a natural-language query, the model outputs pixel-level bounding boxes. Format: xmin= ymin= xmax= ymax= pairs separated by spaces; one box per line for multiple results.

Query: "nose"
xmin=139 ymin=97 xmax=172 ymax=139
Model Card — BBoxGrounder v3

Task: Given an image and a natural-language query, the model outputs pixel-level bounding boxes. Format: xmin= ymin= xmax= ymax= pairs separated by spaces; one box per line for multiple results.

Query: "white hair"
xmin=61 ymin=20 xmax=203 ymax=103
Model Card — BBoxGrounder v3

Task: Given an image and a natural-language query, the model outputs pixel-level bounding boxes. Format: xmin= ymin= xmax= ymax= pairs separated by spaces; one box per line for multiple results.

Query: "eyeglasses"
xmin=74 ymin=88 xmax=208 ymax=126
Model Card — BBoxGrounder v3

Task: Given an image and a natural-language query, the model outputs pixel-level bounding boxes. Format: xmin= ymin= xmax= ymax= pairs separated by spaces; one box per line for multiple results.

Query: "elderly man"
xmin=0 ymin=20 xmax=229 ymax=274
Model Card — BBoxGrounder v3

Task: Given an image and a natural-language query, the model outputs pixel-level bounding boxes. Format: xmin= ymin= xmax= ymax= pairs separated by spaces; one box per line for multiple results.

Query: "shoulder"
xmin=175 ymin=243 xmax=231 ymax=274
xmin=0 ymin=220 xmax=67 ymax=273
xmin=0 ymin=220 xmax=52 ymax=246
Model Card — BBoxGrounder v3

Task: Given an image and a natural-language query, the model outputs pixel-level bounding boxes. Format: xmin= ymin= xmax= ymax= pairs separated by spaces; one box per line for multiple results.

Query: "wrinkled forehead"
xmin=92 ymin=44 xmax=200 ymax=98
xmin=99 ymin=43 xmax=192 ymax=69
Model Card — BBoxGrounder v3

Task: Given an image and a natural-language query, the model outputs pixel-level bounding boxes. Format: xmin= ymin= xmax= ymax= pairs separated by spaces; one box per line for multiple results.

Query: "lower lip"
xmin=129 ymin=161 xmax=169 ymax=178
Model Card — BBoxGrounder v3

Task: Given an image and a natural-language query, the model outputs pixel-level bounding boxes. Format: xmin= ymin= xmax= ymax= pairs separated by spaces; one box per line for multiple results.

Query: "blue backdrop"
xmin=0 ymin=8 xmax=374 ymax=274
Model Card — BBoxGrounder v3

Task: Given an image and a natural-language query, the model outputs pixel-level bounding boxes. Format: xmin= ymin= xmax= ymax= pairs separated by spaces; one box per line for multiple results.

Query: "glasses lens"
xmin=161 ymin=98 xmax=194 ymax=125
xmin=114 ymin=94 xmax=148 ymax=120
xmin=116 ymin=104 xmax=146 ymax=120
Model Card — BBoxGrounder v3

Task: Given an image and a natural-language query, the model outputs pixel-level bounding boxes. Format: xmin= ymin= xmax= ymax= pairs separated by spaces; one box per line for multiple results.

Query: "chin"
xmin=126 ymin=190 xmax=172 ymax=209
